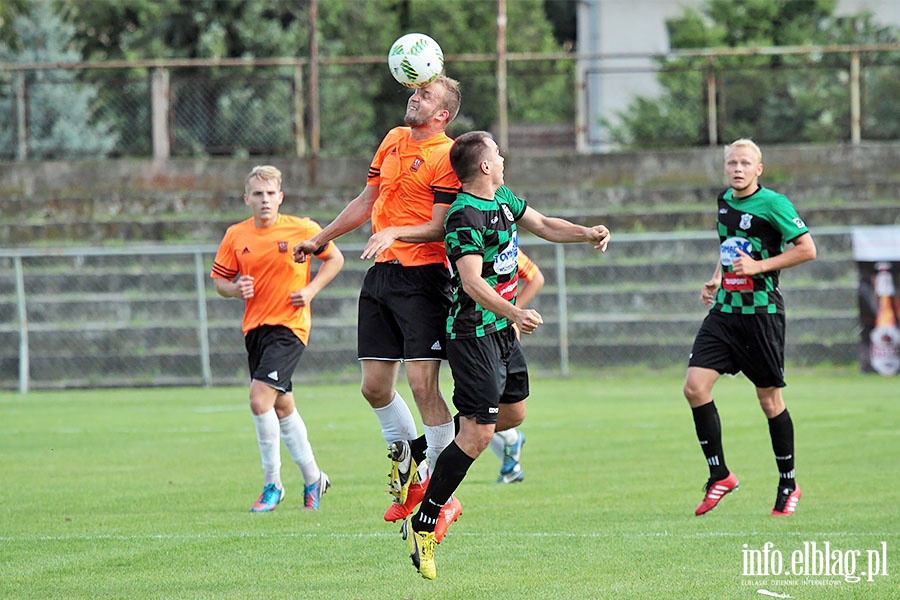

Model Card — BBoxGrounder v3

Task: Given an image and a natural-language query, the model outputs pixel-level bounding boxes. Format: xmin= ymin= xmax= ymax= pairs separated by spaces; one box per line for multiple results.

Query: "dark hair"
xmin=450 ymin=130 xmax=492 ymax=183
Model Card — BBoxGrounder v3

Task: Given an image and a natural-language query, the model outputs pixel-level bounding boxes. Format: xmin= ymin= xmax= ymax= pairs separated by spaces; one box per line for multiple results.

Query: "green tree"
xmin=607 ymin=0 xmax=899 ymax=148
xmin=0 ymin=0 xmax=116 ymax=159
xmin=56 ymin=0 xmax=572 ymax=157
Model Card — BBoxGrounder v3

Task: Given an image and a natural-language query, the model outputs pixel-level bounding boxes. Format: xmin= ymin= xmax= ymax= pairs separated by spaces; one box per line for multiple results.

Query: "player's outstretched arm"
xmin=516 ymin=207 xmax=610 ymax=252
xmin=294 ymin=186 xmax=378 ymax=262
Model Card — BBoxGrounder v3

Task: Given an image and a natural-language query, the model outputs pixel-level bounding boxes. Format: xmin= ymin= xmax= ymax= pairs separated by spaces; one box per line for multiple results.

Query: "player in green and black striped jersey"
xmin=685 ymin=139 xmax=817 ymax=520
xmin=401 ymin=131 xmax=610 ymax=580
xmin=714 ymin=186 xmax=810 ymax=315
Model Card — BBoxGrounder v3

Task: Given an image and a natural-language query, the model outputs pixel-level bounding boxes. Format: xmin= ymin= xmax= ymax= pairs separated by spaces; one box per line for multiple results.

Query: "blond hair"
xmin=725 ymin=138 xmax=762 ymax=162
xmin=245 ymin=165 xmax=282 ymax=194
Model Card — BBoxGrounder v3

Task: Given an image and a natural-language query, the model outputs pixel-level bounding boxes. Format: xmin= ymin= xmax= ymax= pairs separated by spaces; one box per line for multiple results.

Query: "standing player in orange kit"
xmin=212 ymin=165 xmax=344 ymax=512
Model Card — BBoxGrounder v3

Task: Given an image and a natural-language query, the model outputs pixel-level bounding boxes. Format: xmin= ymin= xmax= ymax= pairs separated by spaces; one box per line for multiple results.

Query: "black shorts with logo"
xmin=688 ymin=310 xmax=786 ymax=388
xmin=446 ymin=326 xmax=530 ymax=425
xmin=357 ymin=262 xmax=451 ymax=361
xmin=245 ymin=324 xmax=305 ymax=393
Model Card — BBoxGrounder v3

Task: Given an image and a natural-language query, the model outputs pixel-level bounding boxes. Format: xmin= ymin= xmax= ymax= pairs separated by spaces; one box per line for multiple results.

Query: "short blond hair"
xmin=725 ymin=138 xmax=762 ymax=162
xmin=245 ymin=165 xmax=282 ymax=194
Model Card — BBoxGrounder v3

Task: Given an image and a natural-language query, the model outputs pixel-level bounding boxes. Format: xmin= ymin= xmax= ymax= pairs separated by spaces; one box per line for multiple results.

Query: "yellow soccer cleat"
xmin=401 ymin=519 xmax=436 ymax=580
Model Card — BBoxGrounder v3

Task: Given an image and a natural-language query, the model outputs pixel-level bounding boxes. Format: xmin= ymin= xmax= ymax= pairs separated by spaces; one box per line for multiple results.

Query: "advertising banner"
xmin=852 ymin=226 xmax=900 ymax=376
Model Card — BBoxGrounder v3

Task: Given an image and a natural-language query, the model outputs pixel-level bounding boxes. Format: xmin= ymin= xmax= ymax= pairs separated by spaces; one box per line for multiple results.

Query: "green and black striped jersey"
xmin=444 ymin=186 xmax=528 ymax=339
xmin=714 ymin=186 xmax=809 ymax=315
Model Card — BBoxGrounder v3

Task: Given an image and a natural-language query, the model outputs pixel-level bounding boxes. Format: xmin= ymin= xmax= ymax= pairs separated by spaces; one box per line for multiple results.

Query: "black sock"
xmin=412 ymin=441 xmax=473 ymax=533
xmin=768 ymin=408 xmax=796 ymax=490
xmin=692 ymin=401 xmax=729 ymax=481
xmin=410 ymin=435 xmax=427 ymax=466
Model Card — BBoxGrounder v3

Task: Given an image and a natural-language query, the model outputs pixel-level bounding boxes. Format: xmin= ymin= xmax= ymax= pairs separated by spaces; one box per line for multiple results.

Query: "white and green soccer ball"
xmin=388 ymin=33 xmax=444 ymax=88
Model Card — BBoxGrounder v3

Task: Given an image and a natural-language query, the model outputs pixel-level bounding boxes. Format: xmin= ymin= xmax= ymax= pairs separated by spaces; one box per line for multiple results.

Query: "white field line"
xmin=1 ymin=531 xmax=894 ymax=543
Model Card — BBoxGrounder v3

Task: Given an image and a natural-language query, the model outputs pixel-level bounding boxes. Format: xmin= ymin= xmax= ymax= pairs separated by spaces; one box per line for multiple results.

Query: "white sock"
xmin=495 ymin=428 xmax=518 ymax=445
xmin=489 ymin=434 xmax=506 ymax=461
xmin=372 ymin=391 xmax=418 ymax=447
xmin=424 ymin=421 xmax=455 ymax=474
xmin=279 ymin=410 xmax=320 ymax=486
xmin=253 ymin=408 xmax=282 ymax=488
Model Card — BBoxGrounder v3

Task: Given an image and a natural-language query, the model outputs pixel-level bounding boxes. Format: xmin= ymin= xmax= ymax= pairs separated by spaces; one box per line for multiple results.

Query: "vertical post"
xmin=293 ymin=62 xmax=307 ymax=158
xmin=194 ymin=252 xmax=212 ymax=388
xmin=14 ymin=256 xmax=29 ymax=393
xmin=151 ymin=67 xmax=171 ymax=161
xmin=15 ymin=71 xmax=27 ymax=161
xmin=849 ymin=51 xmax=861 ymax=145
xmin=496 ymin=0 xmax=509 ymax=151
xmin=554 ymin=244 xmax=570 ymax=377
xmin=706 ymin=57 xmax=718 ymax=147
xmin=308 ymin=0 xmax=320 ymax=156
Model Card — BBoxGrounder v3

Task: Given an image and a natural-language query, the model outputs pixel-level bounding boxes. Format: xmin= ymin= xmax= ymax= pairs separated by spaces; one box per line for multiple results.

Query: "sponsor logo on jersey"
xmin=495 ymin=277 xmax=518 ymax=301
xmin=501 ymin=204 xmax=515 ymax=222
xmin=792 ymin=217 xmax=806 ymax=228
xmin=722 ymin=274 xmax=753 ymax=291
xmin=242 ymin=247 xmax=251 ymax=254
xmin=493 ymin=237 xmax=518 ymax=276
xmin=720 ymin=237 xmax=752 ymax=266
xmin=740 ymin=213 xmax=753 ymax=230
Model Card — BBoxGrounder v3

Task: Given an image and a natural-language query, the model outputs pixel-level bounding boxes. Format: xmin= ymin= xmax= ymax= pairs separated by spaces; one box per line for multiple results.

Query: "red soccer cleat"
xmin=434 ymin=496 xmax=462 ymax=543
xmin=384 ymin=480 xmax=427 ymax=522
xmin=695 ymin=471 xmax=739 ymax=516
xmin=771 ymin=485 xmax=801 ymax=516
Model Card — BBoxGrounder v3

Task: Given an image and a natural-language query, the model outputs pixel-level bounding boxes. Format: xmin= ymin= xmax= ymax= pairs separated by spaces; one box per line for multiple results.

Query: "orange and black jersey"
xmin=367 ymin=126 xmax=461 ymax=266
xmin=210 ymin=214 xmax=336 ymax=345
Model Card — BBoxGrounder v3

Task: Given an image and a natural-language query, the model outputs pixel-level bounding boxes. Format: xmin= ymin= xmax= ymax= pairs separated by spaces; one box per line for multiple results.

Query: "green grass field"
xmin=1 ymin=371 xmax=897 ymax=599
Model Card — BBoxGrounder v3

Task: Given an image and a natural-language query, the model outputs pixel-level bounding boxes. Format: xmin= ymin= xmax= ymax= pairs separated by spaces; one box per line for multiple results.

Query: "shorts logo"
xmin=278 ymin=242 xmax=288 ymax=253
xmin=267 ymin=370 xmax=279 ymax=380
xmin=488 ymin=407 xmax=499 ymax=414
xmin=410 ymin=156 xmax=425 ymax=172
xmin=740 ymin=213 xmax=753 ymax=230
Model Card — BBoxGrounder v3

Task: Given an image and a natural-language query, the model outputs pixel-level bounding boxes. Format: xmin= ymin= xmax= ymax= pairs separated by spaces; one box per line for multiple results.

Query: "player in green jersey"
xmin=684 ymin=139 xmax=817 ymax=518
xmin=400 ymin=130 xmax=610 ymax=579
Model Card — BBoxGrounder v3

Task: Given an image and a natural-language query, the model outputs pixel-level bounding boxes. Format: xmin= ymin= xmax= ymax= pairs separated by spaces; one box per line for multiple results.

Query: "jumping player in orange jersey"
xmin=293 ymin=76 xmax=462 ymax=530
xmin=212 ymin=165 xmax=344 ymax=512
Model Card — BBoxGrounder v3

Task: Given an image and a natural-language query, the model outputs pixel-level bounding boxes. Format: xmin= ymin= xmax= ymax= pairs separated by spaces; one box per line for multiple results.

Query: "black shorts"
xmin=357 ymin=262 xmax=451 ymax=361
xmin=688 ymin=310 xmax=786 ymax=388
xmin=245 ymin=325 xmax=305 ymax=393
xmin=446 ymin=327 xmax=530 ymax=425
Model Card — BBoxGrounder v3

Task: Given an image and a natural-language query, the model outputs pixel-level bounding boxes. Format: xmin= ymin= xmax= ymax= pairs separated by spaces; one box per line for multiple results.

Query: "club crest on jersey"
xmin=740 ymin=213 xmax=753 ymax=230
xmin=410 ymin=156 xmax=425 ymax=172
xmin=278 ymin=242 xmax=288 ymax=253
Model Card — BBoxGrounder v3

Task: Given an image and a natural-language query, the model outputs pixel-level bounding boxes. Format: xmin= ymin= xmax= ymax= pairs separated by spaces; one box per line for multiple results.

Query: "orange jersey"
xmin=517 ymin=250 xmax=540 ymax=283
xmin=367 ymin=126 xmax=461 ymax=266
xmin=210 ymin=214 xmax=336 ymax=345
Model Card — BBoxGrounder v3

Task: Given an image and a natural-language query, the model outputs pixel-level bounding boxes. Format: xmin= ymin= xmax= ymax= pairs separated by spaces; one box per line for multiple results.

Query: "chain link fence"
xmin=1 ymin=44 xmax=898 ymax=161
xmin=0 ymin=230 xmax=859 ymax=392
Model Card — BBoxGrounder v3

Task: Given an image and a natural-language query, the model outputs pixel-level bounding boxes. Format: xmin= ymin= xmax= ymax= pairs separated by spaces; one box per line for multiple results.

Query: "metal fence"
xmin=0 ymin=229 xmax=860 ymax=392
xmin=1 ymin=43 xmax=898 ymax=161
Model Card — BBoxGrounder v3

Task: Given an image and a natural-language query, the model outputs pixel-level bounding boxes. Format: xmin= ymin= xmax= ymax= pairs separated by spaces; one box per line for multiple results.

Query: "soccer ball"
xmin=388 ymin=33 xmax=444 ymax=88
